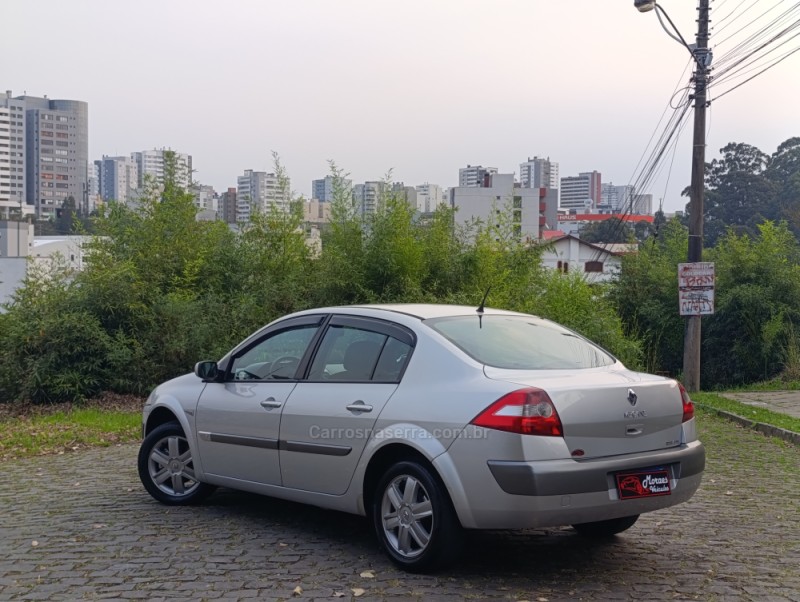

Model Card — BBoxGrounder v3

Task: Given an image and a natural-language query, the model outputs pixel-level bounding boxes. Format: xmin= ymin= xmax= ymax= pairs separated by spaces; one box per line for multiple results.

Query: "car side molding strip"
xmin=198 ymin=431 xmax=279 ymax=450
xmin=198 ymin=431 xmax=352 ymax=457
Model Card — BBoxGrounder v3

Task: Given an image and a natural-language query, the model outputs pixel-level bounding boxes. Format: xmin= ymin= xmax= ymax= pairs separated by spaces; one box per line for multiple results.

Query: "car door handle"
xmin=260 ymin=398 xmax=283 ymax=409
xmin=346 ymin=401 xmax=373 ymax=413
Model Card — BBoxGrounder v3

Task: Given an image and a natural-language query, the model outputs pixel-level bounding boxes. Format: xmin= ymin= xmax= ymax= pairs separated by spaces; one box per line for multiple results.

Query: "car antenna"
xmin=476 ymin=286 xmax=491 ymax=329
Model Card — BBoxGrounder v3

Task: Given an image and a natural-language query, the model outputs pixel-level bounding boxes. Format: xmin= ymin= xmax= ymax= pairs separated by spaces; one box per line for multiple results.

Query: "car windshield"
xmin=425 ymin=315 xmax=616 ymax=370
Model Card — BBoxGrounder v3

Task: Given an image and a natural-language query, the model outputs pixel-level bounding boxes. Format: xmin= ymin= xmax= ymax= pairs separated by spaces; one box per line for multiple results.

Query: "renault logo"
xmin=627 ymin=388 xmax=638 ymax=406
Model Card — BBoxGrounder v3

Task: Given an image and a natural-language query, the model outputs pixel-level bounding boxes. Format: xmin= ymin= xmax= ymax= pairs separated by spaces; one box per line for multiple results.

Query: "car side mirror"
xmin=194 ymin=361 xmax=219 ymax=381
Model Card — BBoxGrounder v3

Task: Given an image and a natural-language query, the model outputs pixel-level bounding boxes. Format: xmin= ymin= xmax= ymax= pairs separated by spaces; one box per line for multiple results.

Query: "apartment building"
xmin=0 ymin=92 xmax=31 ymax=218
xmin=560 ymin=170 xmax=602 ymax=212
xmin=519 ymin=156 xmax=559 ymax=189
xmin=132 ymin=149 xmax=192 ymax=190
xmin=352 ymin=181 xmax=386 ymax=216
xmin=2 ymin=92 xmax=88 ymax=220
xmin=312 ymin=175 xmax=352 ymax=202
xmin=96 ymin=155 xmax=139 ymax=205
xmin=236 ymin=169 xmax=290 ymax=222
xmin=458 ymin=165 xmax=498 ymax=188
xmin=450 ymin=173 xmax=558 ymax=242
xmin=415 ymin=183 xmax=444 ymax=213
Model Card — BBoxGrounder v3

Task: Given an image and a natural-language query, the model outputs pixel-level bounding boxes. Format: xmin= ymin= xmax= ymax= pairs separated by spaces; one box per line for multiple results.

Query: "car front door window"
xmin=231 ymin=325 xmax=319 ymax=381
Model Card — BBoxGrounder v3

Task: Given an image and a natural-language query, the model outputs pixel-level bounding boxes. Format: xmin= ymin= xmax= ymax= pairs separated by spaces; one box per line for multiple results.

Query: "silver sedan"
xmin=138 ymin=304 xmax=705 ymax=572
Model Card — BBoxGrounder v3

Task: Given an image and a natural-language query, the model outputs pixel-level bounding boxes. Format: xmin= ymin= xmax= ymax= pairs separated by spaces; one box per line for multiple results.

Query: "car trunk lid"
xmin=484 ymin=367 xmax=685 ymax=459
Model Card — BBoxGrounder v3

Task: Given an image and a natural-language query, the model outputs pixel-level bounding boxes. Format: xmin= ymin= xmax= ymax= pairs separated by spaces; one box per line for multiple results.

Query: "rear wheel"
xmin=572 ymin=514 xmax=639 ymax=537
xmin=137 ymin=422 xmax=215 ymax=505
xmin=371 ymin=461 xmax=462 ymax=572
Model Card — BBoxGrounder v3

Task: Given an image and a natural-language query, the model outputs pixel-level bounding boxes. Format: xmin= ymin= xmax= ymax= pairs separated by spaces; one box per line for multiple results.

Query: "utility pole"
xmin=683 ymin=0 xmax=711 ymax=392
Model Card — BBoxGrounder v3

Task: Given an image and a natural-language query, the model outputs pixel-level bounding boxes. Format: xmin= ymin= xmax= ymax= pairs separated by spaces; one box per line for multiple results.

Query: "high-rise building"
xmin=415 ymin=183 xmax=444 ymax=213
xmin=450 ymin=173 xmax=558 ymax=242
xmin=236 ymin=169 xmax=290 ymax=222
xmin=312 ymin=175 xmax=352 ymax=202
xmin=192 ymin=184 xmax=216 ymax=212
xmin=633 ymin=193 xmax=653 ymax=215
xmin=560 ymin=171 xmax=602 ymax=212
xmin=131 ymin=149 xmax=192 ymax=190
xmin=458 ymin=165 xmax=498 ymax=188
xmin=4 ymin=92 xmax=88 ymax=220
xmin=352 ymin=181 xmax=386 ymax=215
xmin=0 ymin=92 xmax=31 ymax=219
xmin=519 ymin=156 xmax=559 ymax=189
xmin=219 ymin=187 xmax=237 ymax=224
xmin=86 ymin=161 xmax=101 ymax=214
xmin=599 ymin=183 xmax=653 ymax=215
xmin=97 ymin=155 xmax=139 ymax=205
xmin=600 ymin=183 xmax=635 ymax=213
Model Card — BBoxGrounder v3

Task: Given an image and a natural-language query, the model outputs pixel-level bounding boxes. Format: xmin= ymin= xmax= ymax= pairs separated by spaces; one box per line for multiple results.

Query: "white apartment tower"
xmin=458 ymin=165 xmax=498 ymax=188
xmin=0 ymin=92 xmax=29 ymax=218
xmin=560 ymin=171 xmax=602 ymax=212
xmin=132 ymin=149 xmax=192 ymax=190
xmin=415 ymin=183 xmax=444 ymax=213
xmin=312 ymin=175 xmax=352 ymax=202
xmin=449 ymin=173 xmax=558 ymax=242
xmin=97 ymin=156 xmax=139 ymax=205
xmin=236 ymin=169 xmax=291 ymax=222
xmin=352 ymin=181 xmax=386 ymax=215
xmin=600 ymin=183 xmax=635 ymax=213
xmin=519 ymin=156 xmax=559 ymax=189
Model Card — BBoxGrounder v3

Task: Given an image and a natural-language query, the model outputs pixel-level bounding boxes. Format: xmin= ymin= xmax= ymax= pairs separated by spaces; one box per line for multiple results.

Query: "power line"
xmin=713 ymin=0 xmax=761 ymax=35
xmin=713 ymin=1 xmax=797 ymax=49
xmin=713 ymin=44 xmax=800 ymax=100
xmin=713 ymin=2 xmax=800 ymax=69
xmin=712 ymin=30 xmax=800 ymax=86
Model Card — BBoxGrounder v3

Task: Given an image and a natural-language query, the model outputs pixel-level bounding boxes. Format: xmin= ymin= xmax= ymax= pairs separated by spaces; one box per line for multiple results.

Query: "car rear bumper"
xmin=436 ymin=439 xmax=705 ymax=529
xmin=487 ymin=440 xmax=705 ymax=496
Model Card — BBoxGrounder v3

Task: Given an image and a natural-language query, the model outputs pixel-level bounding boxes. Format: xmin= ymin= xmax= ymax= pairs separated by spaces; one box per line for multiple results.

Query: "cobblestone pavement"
xmin=1 ymin=412 xmax=798 ymax=602
xmin=721 ymin=391 xmax=800 ymax=419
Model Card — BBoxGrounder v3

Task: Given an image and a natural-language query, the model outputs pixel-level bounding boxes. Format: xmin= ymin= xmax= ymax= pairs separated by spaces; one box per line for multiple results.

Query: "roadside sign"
xmin=679 ymin=262 xmax=715 ymax=316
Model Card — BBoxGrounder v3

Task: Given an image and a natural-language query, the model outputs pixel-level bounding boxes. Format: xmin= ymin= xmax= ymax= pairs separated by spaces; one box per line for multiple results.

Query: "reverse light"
xmin=471 ymin=388 xmax=563 ymax=436
xmin=678 ymin=383 xmax=695 ymax=422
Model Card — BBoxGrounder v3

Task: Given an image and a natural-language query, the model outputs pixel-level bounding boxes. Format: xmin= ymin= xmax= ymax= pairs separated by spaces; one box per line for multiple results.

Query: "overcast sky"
xmin=4 ymin=0 xmax=799 ymax=212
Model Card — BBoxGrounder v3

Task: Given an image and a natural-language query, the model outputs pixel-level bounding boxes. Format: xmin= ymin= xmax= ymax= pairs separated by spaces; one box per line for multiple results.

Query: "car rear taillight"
xmin=678 ymin=383 xmax=694 ymax=422
xmin=471 ymin=388 xmax=563 ymax=436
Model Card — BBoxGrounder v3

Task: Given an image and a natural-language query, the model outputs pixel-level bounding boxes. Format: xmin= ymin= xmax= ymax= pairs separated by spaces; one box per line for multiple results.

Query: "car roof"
xmin=338 ymin=304 xmax=530 ymax=320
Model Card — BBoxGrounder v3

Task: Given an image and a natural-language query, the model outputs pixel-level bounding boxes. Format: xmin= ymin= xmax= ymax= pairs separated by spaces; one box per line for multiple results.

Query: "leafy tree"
xmin=610 ymin=218 xmax=688 ymax=375
xmin=702 ymin=220 xmax=800 ymax=386
xmin=692 ymin=142 xmax=778 ymax=246
xmin=580 ymin=217 xmax=635 ymax=244
xmin=766 ymin=137 xmax=800 ymax=234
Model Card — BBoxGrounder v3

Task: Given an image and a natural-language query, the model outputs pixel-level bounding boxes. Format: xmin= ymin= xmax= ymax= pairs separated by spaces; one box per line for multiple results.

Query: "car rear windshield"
xmin=425 ymin=315 xmax=616 ymax=370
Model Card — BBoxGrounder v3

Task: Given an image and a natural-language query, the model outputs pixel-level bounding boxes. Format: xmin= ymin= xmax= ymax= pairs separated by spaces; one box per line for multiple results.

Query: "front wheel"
xmin=137 ymin=421 xmax=215 ymax=505
xmin=572 ymin=514 xmax=639 ymax=538
xmin=371 ymin=461 xmax=462 ymax=573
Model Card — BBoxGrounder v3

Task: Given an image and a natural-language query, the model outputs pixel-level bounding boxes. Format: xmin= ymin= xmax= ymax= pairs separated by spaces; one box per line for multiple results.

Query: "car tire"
xmin=572 ymin=514 xmax=640 ymax=537
xmin=371 ymin=460 xmax=463 ymax=573
xmin=137 ymin=421 xmax=215 ymax=505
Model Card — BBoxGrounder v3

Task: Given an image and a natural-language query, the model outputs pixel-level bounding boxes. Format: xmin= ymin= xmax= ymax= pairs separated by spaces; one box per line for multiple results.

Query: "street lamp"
xmin=636 ymin=0 xmax=711 ymax=392
xmin=634 ymin=0 xmax=656 ymax=13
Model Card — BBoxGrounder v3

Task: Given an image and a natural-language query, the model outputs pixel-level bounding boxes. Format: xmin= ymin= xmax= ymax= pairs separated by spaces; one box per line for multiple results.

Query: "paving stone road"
xmin=1 ymin=411 xmax=798 ymax=602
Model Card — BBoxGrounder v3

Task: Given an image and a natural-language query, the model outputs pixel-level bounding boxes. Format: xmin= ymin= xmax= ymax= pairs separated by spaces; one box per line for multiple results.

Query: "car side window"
xmin=373 ymin=337 xmax=412 ymax=382
xmin=308 ymin=326 xmax=386 ymax=382
xmin=308 ymin=325 xmax=412 ymax=383
xmin=230 ymin=325 xmax=319 ymax=381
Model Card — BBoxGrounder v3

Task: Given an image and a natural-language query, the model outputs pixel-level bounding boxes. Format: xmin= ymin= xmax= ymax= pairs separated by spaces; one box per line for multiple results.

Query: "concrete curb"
xmin=696 ymin=402 xmax=800 ymax=446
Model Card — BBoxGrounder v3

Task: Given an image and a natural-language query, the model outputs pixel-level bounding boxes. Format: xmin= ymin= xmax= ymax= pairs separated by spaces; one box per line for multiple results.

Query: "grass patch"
xmin=720 ymin=378 xmax=800 ymax=392
xmin=0 ymin=406 xmax=141 ymax=461
xmin=692 ymin=392 xmax=800 ymax=434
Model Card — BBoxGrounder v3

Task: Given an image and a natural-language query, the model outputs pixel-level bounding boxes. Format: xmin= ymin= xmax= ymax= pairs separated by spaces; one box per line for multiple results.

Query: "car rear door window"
xmin=308 ymin=318 xmax=414 ymax=383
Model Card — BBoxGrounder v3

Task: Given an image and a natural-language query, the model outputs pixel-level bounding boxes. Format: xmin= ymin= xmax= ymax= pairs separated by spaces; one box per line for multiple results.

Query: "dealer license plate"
xmin=616 ymin=469 xmax=671 ymax=500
